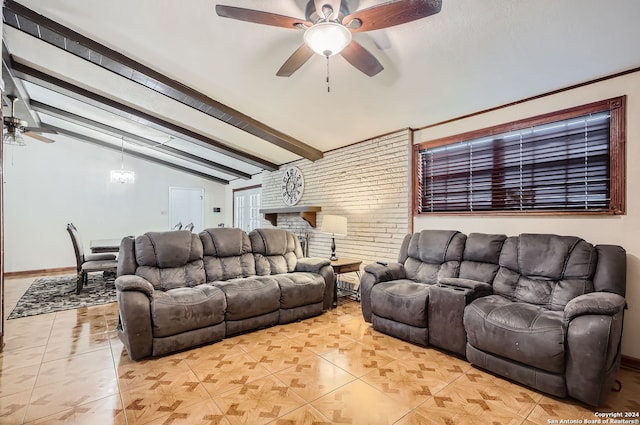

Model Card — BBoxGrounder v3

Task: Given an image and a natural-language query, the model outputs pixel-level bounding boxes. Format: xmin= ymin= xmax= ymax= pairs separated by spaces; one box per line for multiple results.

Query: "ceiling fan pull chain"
xmin=326 ymin=54 xmax=330 ymax=93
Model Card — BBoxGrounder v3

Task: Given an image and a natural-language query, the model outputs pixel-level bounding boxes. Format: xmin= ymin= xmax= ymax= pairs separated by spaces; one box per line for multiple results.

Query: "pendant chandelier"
xmin=110 ymin=137 xmax=135 ymax=184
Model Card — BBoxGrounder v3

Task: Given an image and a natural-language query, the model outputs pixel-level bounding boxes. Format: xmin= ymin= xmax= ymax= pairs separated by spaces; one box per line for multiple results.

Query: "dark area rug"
xmin=8 ymin=273 xmax=116 ymax=319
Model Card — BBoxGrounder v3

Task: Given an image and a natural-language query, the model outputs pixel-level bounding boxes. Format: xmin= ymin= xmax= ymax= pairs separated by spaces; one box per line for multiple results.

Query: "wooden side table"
xmin=331 ymin=258 xmax=362 ymax=307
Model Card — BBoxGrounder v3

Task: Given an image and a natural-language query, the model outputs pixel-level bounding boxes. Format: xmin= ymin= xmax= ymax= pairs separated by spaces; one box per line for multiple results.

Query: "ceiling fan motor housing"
xmin=305 ymin=0 xmax=349 ymax=22
xmin=4 ymin=115 xmax=27 ymax=132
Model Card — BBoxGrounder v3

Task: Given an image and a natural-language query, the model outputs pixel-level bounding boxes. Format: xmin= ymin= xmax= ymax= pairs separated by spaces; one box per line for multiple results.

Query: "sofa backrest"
xmin=402 ymin=230 xmax=466 ymax=283
xmin=199 ymin=227 xmax=256 ymax=281
xmin=494 ymin=233 xmax=599 ymax=310
xmin=118 ymin=230 xmax=206 ymax=291
xmin=249 ymin=228 xmax=302 ymax=275
xmin=459 ymin=233 xmax=507 ymax=283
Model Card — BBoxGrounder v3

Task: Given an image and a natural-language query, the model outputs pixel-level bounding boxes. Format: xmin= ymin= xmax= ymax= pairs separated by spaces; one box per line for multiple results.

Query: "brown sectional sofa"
xmin=360 ymin=230 xmax=627 ymax=407
xmin=115 ymin=227 xmax=334 ymax=361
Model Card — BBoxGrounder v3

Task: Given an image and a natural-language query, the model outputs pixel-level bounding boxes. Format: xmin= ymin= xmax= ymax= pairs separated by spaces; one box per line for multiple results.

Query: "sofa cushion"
xmin=137 ymin=262 xmax=206 ymax=291
xmin=493 ymin=234 xmax=597 ymax=310
xmin=459 ymin=261 xmax=500 ymax=284
xmin=200 ymin=227 xmax=251 ymax=257
xmin=254 ymin=253 xmax=297 ymax=275
xmin=519 ymin=234 xmax=595 ymax=279
xmin=203 ymin=256 xmax=256 ymax=282
xmin=136 ymin=231 xmax=202 ymax=268
xmin=464 ymin=295 xmax=566 ymax=374
xmin=151 ymin=284 xmax=226 ymax=338
xmin=250 ymin=228 xmax=302 ymax=256
xmin=134 ymin=231 xmax=206 ymax=291
xmin=404 ymin=259 xmax=459 ymax=284
xmin=265 ymin=273 xmax=325 ymax=309
xmin=250 ymin=228 xmax=301 ymax=275
xmin=200 ymin=228 xmax=256 ymax=281
xmin=403 ymin=230 xmax=465 ymax=283
xmin=463 ymin=233 xmax=507 ymax=263
xmin=458 ymin=233 xmax=506 ymax=283
xmin=406 ymin=230 xmax=466 ymax=264
xmin=212 ymin=277 xmax=280 ymax=321
xmin=251 ymin=228 xmax=287 ymax=254
xmin=371 ymin=280 xmax=430 ymax=328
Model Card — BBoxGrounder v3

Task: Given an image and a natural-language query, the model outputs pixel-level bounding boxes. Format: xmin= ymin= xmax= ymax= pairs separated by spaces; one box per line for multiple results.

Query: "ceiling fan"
xmin=216 ymin=0 xmax=442 ymax=77
xmin=3 ymin=95 xmax=57 ymax=145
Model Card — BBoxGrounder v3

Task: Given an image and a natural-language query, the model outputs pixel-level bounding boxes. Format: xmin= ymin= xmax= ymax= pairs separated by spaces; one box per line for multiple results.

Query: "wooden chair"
xmin=66 ymin=223 xmax=118 ymax=294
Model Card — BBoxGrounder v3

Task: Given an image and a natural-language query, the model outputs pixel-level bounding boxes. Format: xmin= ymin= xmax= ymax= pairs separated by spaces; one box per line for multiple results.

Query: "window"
xmin=413 ymin=97 xmax=626 ymax=215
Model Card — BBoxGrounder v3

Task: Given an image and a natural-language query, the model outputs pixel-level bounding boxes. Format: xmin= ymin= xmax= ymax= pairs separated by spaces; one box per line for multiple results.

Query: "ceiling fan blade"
xmin=23 ymin=126 xmax=57 ymax=134
xmin=276 ymin=44 xmax=314 ymax=77
xmin=216 ymin=5 xmax=311 ymax=29
xmin=24 ymin=132 xmax=55 ymax=143
xmin=340 ymin=41 xmax=384 ymax=77
xmin=343 ymin=0 xmax=442 ymax=33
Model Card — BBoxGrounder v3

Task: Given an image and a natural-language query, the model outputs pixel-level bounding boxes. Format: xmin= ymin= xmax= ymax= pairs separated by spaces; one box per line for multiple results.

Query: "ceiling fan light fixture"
xmin=3 ymin=129 xmax=26 ymax=146
xmin=304 ymin=21 xmax=352 ymax=57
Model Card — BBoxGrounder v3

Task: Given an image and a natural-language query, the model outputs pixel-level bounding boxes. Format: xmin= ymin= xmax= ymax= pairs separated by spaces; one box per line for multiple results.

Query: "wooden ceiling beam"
xmin=9 ymin=58 xmax=279 ymax=171
xmin=3 ymin=0 xmax=323 ymax=161
xmin=30 ymin=100 xmax=252 ymax=180
xmin=45 ymin=124 xmax=230 ymax=184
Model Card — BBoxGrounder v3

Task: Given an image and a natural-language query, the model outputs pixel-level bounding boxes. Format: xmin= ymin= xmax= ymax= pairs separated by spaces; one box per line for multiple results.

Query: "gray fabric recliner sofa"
xmin=360 ymin=230 xmax=627 ymax=407
xmin=115 ymin=227 xmax=334 ymax=361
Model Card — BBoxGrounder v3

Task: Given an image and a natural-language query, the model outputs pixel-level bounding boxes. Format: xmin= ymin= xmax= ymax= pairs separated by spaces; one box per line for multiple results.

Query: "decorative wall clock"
xmin=281 ymin=166 xmax=304 ymax=206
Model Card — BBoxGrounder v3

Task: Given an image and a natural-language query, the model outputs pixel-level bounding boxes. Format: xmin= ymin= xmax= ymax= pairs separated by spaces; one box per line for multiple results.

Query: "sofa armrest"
xmin=295 ymin=257 xmax=331 ymax=273
xmin=565 ymin=292 xmax=626 ymax=406
xmin=115 ymin=275 xmax=155 ymax=298
xmin=360 ymin=262 xmax=406 ymax=323
xmin=295 ymin=258 xmax=334 ymax=310
xmin=564 ymin=292 xmax=626 ymax=321
xmin=363 ymin=262 xmax=406 ymax=282
xmin=115 ymin=276 xmax=154 ymax=360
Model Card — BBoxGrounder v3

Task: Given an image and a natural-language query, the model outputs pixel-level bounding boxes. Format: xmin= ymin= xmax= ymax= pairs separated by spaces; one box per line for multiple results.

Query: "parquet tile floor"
xmin=1 ymin=275 xmax=639 ymax=424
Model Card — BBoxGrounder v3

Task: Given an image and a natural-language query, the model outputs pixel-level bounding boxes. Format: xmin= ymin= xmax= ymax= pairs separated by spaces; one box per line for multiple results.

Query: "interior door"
xmin=233 ymin=185 xmax=261 ymax=232
xmin=169 ymin=187 xmax=204 ymax=232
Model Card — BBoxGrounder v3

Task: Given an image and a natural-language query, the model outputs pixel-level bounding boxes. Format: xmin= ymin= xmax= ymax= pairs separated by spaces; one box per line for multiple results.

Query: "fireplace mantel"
xmin=259 ymin=206 xmax=322 ymax=228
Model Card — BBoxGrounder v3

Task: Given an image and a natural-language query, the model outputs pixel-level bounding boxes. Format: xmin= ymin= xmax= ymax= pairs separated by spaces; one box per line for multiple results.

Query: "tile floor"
xmin=1 ymin=275 xmax=639 ymax=424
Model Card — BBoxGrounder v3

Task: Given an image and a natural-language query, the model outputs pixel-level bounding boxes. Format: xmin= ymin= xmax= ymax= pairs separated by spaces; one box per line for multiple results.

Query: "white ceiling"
xmin=3 ymin=0 xmax=640 ymax=182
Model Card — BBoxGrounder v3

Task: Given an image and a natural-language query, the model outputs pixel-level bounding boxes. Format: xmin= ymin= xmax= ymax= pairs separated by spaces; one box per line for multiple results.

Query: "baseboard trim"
xmin=4 ymin=267 xmax=76 ymax=279
xmin=621 ymin=355 xmax=640 ymax=371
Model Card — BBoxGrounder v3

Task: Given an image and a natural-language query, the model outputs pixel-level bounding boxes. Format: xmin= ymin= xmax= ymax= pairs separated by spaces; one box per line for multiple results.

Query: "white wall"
xmin=414 ymin=71 xmax=640 ymax=359
xmin=2 ymin=133 xmax=226 ymax=272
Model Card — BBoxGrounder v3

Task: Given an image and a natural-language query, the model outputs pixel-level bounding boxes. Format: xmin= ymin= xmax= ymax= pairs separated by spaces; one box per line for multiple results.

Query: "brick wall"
xmin=261 ymin=129 xmax=412 ymax=266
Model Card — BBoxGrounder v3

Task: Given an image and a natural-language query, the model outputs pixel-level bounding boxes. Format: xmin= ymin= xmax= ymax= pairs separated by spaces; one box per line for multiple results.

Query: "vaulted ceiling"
xmin=3 ymin=0 xmax=640 ymax=184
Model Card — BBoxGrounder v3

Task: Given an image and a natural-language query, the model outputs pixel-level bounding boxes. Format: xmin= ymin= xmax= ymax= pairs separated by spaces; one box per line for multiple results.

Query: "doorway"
xmin=169 ymin=187 xmax=204 ymax=232
xmin=233 ymin=185 xmax=262 ymax=232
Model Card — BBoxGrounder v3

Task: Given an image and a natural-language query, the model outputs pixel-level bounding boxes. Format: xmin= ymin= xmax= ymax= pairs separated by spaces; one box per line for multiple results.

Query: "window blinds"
xmin=418 ymin=112 xmax=611 ymax=213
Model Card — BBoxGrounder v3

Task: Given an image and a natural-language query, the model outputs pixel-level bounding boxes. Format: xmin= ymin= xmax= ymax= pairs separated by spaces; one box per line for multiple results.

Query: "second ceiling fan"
xmin=216 ymin=0 xmax=443 ymax=77
xmin=3 ymin=95 xmax=57 ymax=145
